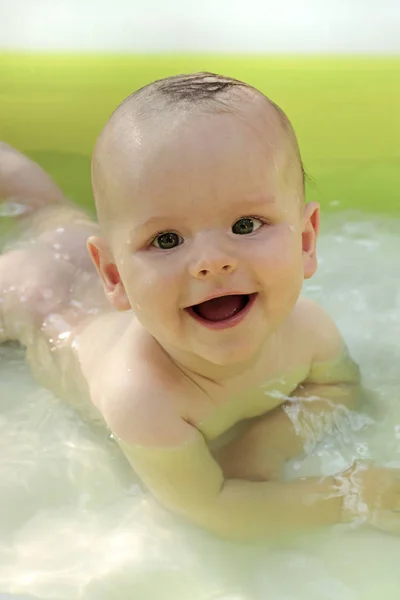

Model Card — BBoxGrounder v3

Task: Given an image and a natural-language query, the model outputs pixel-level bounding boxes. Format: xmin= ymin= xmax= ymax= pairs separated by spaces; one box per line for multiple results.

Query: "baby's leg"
xmin=0 ymin=144 xmax=100 ymax=347
xmin=0 ymin=141 xmax=64 ymax=212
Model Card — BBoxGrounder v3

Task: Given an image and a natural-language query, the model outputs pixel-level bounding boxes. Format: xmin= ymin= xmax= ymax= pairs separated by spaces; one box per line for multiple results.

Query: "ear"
xmin=302 ymin=202 xmax=320 ymax=280
xmin=87 ymin=236 xmax=131 ymax=311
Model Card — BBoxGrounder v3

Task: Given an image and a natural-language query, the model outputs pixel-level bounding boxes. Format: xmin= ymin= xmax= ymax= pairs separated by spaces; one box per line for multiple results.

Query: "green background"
xmin=1 ymin=54 xmax=399 ymax=214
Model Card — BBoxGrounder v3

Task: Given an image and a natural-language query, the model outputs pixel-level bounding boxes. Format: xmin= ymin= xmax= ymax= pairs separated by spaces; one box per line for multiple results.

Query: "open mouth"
xmin=186 ymin=293 xmax=257 ymax=328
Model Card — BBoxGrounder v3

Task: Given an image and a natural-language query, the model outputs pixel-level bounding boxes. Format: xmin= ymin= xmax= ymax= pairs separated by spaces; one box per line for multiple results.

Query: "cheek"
xmin=252 ymin=230 xmax=303 ymax=282
xmin=121 ymin=258 xmax=181 ymax=314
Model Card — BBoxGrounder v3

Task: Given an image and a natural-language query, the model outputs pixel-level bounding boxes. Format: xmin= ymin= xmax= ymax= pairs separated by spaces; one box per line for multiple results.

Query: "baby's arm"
xmin=217 ymin=354 xmax=360 ymax=482
xmin=217 ymin=303 xmax=361 ymax=482
xmin=113 ymin=402 xmax=343 ymax=540
xmin=103 ymin=386 xmax=400 ymax=541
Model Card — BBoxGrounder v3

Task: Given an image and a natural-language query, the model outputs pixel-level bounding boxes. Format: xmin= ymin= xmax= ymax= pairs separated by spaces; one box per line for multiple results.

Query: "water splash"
xmin=1 ymin=213 xmax=400 ymax=599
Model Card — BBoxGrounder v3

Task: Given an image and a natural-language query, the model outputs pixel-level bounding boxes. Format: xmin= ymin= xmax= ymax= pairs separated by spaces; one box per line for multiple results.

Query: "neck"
xmin=156 ymin=335 xmax=276 ymax=386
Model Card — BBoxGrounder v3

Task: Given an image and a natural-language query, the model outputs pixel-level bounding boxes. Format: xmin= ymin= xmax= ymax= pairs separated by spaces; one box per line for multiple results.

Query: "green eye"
xmin=152 ymin=231 xmax=183 ymax=250
xmin=232 ymin=217 xmax=263 ymax=235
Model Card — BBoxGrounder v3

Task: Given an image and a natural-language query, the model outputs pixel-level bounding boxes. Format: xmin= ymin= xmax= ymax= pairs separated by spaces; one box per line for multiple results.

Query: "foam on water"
xmin=1 ymin=212 xmax=400 ymax=599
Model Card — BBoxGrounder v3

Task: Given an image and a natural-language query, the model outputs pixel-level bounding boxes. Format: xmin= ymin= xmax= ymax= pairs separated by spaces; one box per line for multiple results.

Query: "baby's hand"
xmin=339 ymin=461 xmax=400 ymax=533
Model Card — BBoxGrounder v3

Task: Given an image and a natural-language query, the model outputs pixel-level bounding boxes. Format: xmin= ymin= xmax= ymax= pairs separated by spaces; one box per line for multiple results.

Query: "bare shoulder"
xmin=290 ymin=296 xmax=359 ymax=384
xmin=85 ymin=320 xmax=201 ymax=448
xmin=291 ymin=297 xmax=343 ymax=359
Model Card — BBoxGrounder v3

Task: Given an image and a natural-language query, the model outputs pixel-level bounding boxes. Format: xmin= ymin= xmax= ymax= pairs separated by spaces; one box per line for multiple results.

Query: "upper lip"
xmin=184 ymin=290 xmax=257 ymax=308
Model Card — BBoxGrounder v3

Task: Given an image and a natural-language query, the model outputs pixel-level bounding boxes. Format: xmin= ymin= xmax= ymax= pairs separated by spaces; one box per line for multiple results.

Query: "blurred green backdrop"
xmin=1 ymin=54 xmax=399 ymax=214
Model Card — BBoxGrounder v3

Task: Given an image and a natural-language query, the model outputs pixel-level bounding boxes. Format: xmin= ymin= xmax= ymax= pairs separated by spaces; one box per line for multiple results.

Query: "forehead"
xmin=100 ymin=96 xmax=297 ymax=223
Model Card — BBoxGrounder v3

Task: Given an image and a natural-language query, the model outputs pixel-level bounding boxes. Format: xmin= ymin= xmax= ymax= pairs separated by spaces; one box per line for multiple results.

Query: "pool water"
xmin=1 ymin=212 xmax=400 ymax=599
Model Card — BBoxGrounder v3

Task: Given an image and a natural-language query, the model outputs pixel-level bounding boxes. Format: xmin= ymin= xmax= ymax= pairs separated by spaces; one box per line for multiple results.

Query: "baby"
xmin=1 ymin=72 xmax=400 ymax=541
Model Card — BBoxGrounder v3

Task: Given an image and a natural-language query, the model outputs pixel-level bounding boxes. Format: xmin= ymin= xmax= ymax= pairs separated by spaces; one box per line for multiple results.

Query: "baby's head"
xmin=89 ymin=73 xmax=319 ymax=371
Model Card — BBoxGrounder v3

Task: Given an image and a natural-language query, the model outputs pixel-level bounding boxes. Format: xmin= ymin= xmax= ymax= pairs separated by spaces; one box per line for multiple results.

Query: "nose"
xmin=189 ymin=247 xmax=238 ymax=279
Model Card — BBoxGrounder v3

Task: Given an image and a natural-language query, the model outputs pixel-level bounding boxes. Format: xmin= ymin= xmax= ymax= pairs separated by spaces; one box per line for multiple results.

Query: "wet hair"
xmin=114 ymin=72 xmax=306 ymax=185
xmin=129 ymin=72 xmax=249 ymax=103
xmin=93 ymin=72 xmax=307 ymax=229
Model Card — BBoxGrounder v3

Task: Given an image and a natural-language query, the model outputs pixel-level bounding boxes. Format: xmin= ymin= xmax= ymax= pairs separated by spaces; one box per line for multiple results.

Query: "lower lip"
xmin=185 ymin=293 xmax=258 ymax=331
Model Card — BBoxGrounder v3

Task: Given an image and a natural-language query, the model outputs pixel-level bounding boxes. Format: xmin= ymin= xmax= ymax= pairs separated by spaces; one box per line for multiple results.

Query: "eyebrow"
xmin=132 ymin=196 xmax=277 ymax=233
xmin=132 ymin=216 xmax=178 ymax=233
xmin=230 ymin=196 xmax=277 ymax=209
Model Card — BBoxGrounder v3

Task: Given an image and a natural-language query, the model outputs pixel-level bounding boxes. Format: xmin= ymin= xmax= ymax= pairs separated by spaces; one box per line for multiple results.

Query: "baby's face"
xmin=103 ymin=106 xmax=318 ymax=368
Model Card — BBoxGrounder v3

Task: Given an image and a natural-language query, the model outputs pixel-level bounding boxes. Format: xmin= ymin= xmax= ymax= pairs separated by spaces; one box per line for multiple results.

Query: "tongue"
xmin=194 ymin=295 xmax=247 ymax=322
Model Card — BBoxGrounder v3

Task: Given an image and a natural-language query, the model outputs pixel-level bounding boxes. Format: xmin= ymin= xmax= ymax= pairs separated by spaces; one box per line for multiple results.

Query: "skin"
xmin=90 ymin=100 xmax=316 ymax=375
xmin=2 ymin=92 xmax=400 ymax=540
